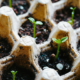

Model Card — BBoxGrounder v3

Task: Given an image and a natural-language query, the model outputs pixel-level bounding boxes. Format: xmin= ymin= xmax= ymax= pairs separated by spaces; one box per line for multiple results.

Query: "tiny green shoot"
xmin=28 ymin=17 xmax=43 ymax=38
xmin=68 ymin=7 xmax=76 ymax=26
xmin=11 ymin=70 xmax=17 ymax=80
xmin=9 ymin=0 xmax=12 ymax=7
xmin=52 ymin=37 xmax=68 ymax=60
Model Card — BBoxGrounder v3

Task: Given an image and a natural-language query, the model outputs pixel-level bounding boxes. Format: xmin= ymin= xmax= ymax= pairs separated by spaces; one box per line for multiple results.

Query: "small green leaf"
xmin=73 ymin=7 xmax=76 ymax=10
xmin=52 ymin=38 xmax=58 ymax=43
xmin=35 ymin=21 xmax=43 ymax=25
xmin=28 ymin=17 xmax=35 ymax=23
xmin=61 ymin=37 xmax=68 ymax=43
xmin=70 ymin=7 xmax=73 ymax=10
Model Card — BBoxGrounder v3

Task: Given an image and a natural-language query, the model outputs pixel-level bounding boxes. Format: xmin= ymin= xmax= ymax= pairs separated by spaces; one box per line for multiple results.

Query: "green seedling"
xmin=9 ymin=0 xmax=12 ymax=7
xmin=28 ymin=17 xmax=43 ymax=38
xmin=11 ymin=70 xmax=17 ymax=80
xmin=52 ymin=37 xmax=68 ymax=60
xmin=68 ymin=7 xmax=76 ymax=26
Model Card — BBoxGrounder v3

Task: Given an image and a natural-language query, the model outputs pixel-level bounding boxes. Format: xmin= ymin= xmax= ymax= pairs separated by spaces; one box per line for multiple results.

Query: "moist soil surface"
xmin=38 ymin=48 xmax=73 ymax=75
xmin=2 ymin=64 xmax=35 ymax=80
xmin=77 ymin=40 xmax=80 ymax=51
xmin=1 ymin=0 xmax=29 ymax=15
xmin=0 ymin=39 xmax=12 ymax=59
xmin=51 ymin=0 xmax=60 ymax=3
xmin=18 ymin=18 xmax=51 ymax=44
xmin=54 ymin=6 xmax=80 ymax=29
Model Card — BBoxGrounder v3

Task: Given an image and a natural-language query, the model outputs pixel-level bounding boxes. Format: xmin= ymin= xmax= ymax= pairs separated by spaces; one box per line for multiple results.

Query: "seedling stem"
xmin=55 ymin=43 xmax=60 ymax=59
xmin=68 ymin=7 xmax=76 ymax=26
xmin=52 ymin=37 xmax=68 ymax=60
xmin=33 ymin=23 xmax=36 ymax=38
xmin=28 ymin=17 xmax=43 ymax=38
xmin=11 ymin=70 xmax=17 ymax=80
xmin=9 ymin=0 xmax=12 ymax=7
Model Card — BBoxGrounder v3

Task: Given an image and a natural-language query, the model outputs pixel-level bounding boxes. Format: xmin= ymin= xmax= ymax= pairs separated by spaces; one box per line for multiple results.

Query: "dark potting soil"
xmin=1 ymin=0 xmax=29 ymax=15
xmin=18 ymin=19 xmax=50 ymax=44
xmin=2 ymin=64 xmax=35 ymax=80
xmin=38 ymin=48 xmax=73 ymax=75
xmin=54 ymin=6 xmax=80 ymax=29
xmin=77 ymin=40 xmax=80 ymax=51
xmin=51 ymin=0 xmax=60 ymax=3
xmin=0 ymin=39 xmax=12 ymax=59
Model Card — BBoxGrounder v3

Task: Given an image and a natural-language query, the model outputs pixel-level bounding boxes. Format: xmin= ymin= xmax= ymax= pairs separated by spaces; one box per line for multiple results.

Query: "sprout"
xmin=9 ymin=0 xmax=12 ymax=7
xmin=11 ymin=70 xmax=17 ymax=80
xmin=52 ymin=37 xmax=68 ymax=60
xmin=28 ymin=17 xmax=43 ymax=38
xmin=68 ymin=7 xmax=76 ymax=26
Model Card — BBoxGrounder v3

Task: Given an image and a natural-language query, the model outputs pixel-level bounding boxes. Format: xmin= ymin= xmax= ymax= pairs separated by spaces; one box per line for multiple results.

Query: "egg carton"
xmin=0 ymin=0 xmax=80 ymax=80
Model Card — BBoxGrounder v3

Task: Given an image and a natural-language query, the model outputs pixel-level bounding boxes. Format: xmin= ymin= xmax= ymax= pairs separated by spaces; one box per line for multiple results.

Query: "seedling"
xmin=9 ymin=0 xmax=12 ymax=7
xmin=11 ymin=70 xmax=17 ymax=80
xmin=28 ymin=17 xmax=43 ymax=38
xmin=68 ymin=7 xmax=76 ymax=26
xmin=52 ymin=37 xmax=68 ymax=60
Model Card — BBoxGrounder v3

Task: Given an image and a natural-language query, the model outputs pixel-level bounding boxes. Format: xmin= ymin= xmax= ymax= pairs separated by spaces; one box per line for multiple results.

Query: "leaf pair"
xmin=67 ymin=7 xmax=76 ymax=26
xmin=70 ymin=7 xmax=76 ymax=11
xmin=70 ymin=7 xmax=76 ymax=16
xmin=52 ymin=37 xmax=68 ymax=44
xmin=11 ymin=70 xmax=17 ymax=75
xmin=11 ymin=70 xmax=17 ymax=80
xmin=70 ymin=7 xmax=76 ymax=17
xmin=28 ymin=17 xmax=43 ymax=25
xmin=28 ymin=17 xmax=43 ymax=38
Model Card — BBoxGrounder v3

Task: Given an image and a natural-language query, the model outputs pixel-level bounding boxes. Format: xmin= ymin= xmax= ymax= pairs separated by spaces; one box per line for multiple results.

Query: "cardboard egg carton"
xmin=0 ymin=0 xmax=80 ymax=80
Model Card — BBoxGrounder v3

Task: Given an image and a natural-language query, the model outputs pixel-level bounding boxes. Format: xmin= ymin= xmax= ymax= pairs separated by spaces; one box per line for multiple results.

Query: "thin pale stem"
xmin=33 ymin=23 xmax=36 ymax=38
xmin=55 ymin=43 xmax=60 ymax=60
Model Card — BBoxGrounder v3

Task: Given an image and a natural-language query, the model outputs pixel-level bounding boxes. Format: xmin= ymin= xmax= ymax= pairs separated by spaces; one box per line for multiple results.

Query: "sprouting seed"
xmin=11 ymin=70 xmax=17 ymax=80
xmin=52 ymin=37 xmax=68 ymax=60
xmin=68 ymin=7 xmax=76 ymax=26
xmin=28 ymin=17 xmax=43 ymax=38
